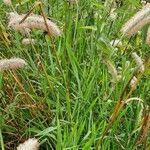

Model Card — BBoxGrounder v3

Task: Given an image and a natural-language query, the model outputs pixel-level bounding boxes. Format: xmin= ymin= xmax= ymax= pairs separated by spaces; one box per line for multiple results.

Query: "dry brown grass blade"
xmin=10 ymin=71 xmax=44 ymax=117
xmin=3 ymin=76 xmax=15 ymax=100
xmin=10 ymin=71 xmax=33 ymax=103
xmin=110 ymin=100 xmax=124 ymax=121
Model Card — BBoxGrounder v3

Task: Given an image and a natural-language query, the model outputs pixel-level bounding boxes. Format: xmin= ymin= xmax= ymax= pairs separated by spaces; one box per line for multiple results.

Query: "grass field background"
xmin=0 ymin=0 xmax=150 ymax=149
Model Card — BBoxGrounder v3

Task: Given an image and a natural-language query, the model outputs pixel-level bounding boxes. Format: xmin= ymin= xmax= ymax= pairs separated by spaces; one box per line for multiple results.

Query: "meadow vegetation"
xmin=0 ymin=0 xmax=150 ymax=149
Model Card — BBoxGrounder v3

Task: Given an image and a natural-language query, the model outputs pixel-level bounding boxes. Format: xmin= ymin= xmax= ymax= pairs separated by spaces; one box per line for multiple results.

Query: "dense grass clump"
xmin=0 ymin=0 xmax=150 ymax=150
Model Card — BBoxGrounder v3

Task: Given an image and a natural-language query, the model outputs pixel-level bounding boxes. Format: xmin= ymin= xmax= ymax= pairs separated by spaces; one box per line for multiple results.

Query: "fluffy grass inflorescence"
xmin=8 ymin=12 xmax=61 ymax=37
xmin=146 ymin=27 xmax=150 ymax=44
xmin=132 ymin=52 xmax=145 ymax=73
xmin=104 ymin=60 xmax=119 ymax=82
xmin=22 ymin=38 xmax=36 ymax=45
xmin=121 ymin=3 xmax=150 ymax=37
xmin=8 ymin=12 xmax=31 ymax=35
xmin=110 ymin=39 xmax=122 ymax=47
xmin=68 ymin=0 xmax=78 ymax=5
xmin=130 ymin=76 xmax=138 ymax=88
xmin=0 ymin=58 xmax=27 ymax=71
xmin=17 ymin=138 xmax=39 ymax=150
xmin=3 ymin=0 xmax=12 ymax=6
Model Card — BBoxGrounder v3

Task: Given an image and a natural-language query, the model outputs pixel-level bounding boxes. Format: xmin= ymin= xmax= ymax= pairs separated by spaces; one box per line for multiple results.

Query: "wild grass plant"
xmin=0 ymin=0 xmax=150 ymax=149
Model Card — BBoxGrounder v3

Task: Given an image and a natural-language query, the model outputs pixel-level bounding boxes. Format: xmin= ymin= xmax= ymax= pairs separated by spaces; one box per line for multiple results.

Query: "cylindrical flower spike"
xmin=132 ymin=52 xmax=145 ymax=73
xmin=3 ymin=0 xmax=12 ymax=6
xmin=105 ymin=60 xmax=119 ymax=82
xmin=22 ymin=38 xmax=36 ymax=45
xmin=146 ymin=27 xmax=150 ymax=44
xmin=110 ymin=39 xmax=122 ymax=47
xmin=69 ymin=0 xmax=78 ymax=5
xmin=130 ymin=76 xmax=138 ymax=88
xmin=8 ymin=12 xmax=31 ymax=36
xmin=0 ymin=58 xmax=27 ymax=71
xmin=121 ymin=4 xmax=150 ymax=37
xmin=17 ymin=138 xmax=39 ymax=150
xmin=8 ymin=12 xmax=61 ymax=37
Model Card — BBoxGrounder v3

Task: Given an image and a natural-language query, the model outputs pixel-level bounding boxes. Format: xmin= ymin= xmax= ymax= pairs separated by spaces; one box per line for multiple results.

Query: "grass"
xmin=0 ymin=0 xmax=150 ymax=149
